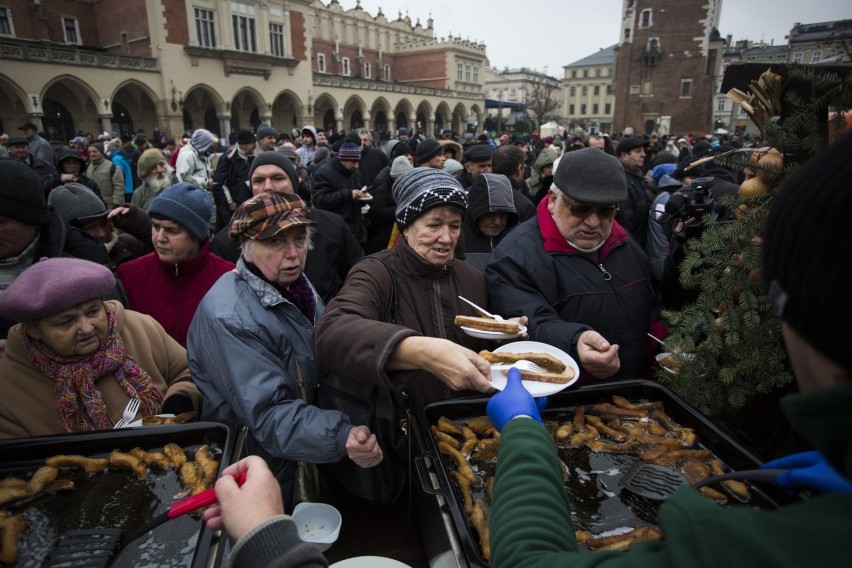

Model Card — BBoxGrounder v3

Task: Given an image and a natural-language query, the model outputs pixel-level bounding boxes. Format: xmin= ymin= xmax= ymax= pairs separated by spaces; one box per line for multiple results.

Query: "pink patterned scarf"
xmin=23 ymin=303 xmax=164 ymax=432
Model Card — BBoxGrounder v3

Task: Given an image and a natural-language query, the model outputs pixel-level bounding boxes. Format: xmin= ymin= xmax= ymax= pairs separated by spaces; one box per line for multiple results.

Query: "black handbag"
xmin=316 ymin=257 xmax=410 ymax=506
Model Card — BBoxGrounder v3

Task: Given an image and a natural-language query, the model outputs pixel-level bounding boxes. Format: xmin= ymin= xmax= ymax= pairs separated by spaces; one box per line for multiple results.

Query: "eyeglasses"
xmin=561 ymin=198 xmax=620 ymax=220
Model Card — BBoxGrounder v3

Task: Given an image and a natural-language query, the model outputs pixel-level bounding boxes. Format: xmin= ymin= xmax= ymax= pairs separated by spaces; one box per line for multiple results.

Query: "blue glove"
xmin=487 ymin=368 xmax=544 ymax=432
xmin=762 ymin=450 xmax=852 ymax=494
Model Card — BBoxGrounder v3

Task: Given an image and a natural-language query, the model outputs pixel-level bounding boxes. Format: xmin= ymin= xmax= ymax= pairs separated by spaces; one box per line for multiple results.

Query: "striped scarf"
xmin=23 ymin=303 xmax=164 ymax=432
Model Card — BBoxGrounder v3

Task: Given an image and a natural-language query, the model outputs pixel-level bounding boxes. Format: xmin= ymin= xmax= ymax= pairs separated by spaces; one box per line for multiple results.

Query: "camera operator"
xmin=657 ymin=166 xmax=738 ymax=309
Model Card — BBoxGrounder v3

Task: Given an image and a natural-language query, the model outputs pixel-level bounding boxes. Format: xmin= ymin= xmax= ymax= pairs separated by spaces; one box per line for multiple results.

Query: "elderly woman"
xmin=0 ymin=258 xmax=200 ymax=439
xmin=315 ymin=167 xmax=526 ymax=410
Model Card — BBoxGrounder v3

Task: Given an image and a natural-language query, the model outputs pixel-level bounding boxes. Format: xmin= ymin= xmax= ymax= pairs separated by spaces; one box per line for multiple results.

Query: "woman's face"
xmin=151 ymin=217 xmax=200 ymax=264
xmin=403 ymin=206 xmax=462 ymax=266
xmin=26 ymin=299 xmax=108 ymax=357
xmin=243 ymin=226 xmax=309 ymax=287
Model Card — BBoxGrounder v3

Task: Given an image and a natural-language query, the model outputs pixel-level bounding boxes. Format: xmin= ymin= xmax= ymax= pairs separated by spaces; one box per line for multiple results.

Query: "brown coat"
xmin=315 ymin=237 xmax=489 ymax=409
xmin=0 ymin=301 xmax=199 ymax=439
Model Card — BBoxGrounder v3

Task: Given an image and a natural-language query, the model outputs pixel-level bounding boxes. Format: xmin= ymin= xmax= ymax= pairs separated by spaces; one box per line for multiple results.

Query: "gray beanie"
xmin=390 ymin=156 xmax=413 ymax=178
xmin=190 ymin=129 xmax=217 ymax=153
xmin=256 ymin=124 xmax=276 ymax=139
xmin=552 ymin=147 xmax=627 ymax=205
xmin=248 ymin=151 xmax=299 ymax=192
xmin=0 ymin=159 xmax=50 ymax=226
xmin=392 ymin=167 xmax=468 ymax=230
xmin=147 ymin=182 xmax=212 ymax=241
xmin=443 ymin=158 xmax=463 ymax=176
xmin=48 ymin=183 xmax=108 ymax=226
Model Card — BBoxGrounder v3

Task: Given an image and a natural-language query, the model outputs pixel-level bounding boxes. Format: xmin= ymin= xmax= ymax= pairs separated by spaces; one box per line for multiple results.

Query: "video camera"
xmin=664 ymin=176 xmax=719 ymax=222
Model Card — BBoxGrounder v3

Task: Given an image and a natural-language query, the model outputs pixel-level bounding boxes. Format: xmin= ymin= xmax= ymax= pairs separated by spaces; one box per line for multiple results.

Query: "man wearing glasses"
xmin=486 ymin=148 xmax=656 ymax=380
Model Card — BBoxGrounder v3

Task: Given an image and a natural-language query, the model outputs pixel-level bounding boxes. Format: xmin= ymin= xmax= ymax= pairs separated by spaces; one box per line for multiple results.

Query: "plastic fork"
xmin=114 ymin=397 xmax=140 ymax=429
xmin=490 ymin=360 xmax=548 ymax=374
xmin=457 ymin=296 xmax=505 ymax=321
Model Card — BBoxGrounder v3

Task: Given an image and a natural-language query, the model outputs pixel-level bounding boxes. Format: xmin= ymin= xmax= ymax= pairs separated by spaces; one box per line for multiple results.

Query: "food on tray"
xmin=450 ymin=470 xmax=474 ymax=515
xmin=179 ymin=461 xmax=204 ymax=494
xmin=0 ymin=511 xmax=27 ymax=565
xmin=0 ymin=466 xmax=58 ymax=507
xmin=479 ymin=350 xmax=566 ymax=374
xmin=163 ymin=443 xmax=188 ymax=468
xmin=437 ymin=442 xmax=475 ymax=483
xmin=453 ymin=315 xmax=520 ymax=334
xmin=460 ymin=426 xmax=478 ymax=457
xmin=437 ymin=416 xmax=464 ymax=437
xmin=142 ymin=411 xmax=198 ymax=426
xmin=470 ymin=501 xmax=491 ymax=562
xmin=45 ymin=454 xmax=109 ymax=474
xmin=431 ymin=426 xmax=461 ymax=450
xmin=109 ymin=449 xmax=147 ymax=479
xmin=575 ymin=526 xmax=663 ymax=551
xmin=585 ymin=415 xmax=626 ymax=442
xmin=195 ymin=445 xmax=219 ymax=487
xmin=464 ymin=416 xmax=495 ymax=436
xmin=130 ymin=447 xmax=172 ymax=470
xmin=709 ymin=458 xmax=750 ymax=502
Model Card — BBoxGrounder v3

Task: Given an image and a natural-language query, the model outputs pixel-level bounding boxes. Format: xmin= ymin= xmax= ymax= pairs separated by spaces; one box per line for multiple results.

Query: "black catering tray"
xmin=0 ymin=421 xmax=237 ymax=568
xmin=416 ymin=379 xmax=789 ymax=568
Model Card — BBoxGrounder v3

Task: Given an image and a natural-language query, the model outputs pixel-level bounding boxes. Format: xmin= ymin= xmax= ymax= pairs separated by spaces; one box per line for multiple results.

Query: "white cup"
xmin=291 ymin=502 xmax=342 ymax=552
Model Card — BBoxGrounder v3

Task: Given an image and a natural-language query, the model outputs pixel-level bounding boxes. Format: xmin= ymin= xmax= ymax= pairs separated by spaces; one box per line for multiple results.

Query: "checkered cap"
xmin=228 ymin=192 xmax=315 ymax=242
xmin=392 ymin=167 xmax=467 ymax=230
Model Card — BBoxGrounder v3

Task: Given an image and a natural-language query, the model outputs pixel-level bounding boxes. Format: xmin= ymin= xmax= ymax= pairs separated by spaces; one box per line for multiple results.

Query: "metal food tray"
xmin=416 ymin=379 xmax=790 ymax=568
xmin=0 ymin=421 xmax=237 ymax=568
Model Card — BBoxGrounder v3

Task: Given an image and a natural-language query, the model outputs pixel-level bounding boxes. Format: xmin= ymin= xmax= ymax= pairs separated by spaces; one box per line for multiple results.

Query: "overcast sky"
xmin=342 ymin=0 xmax=851 ymax=77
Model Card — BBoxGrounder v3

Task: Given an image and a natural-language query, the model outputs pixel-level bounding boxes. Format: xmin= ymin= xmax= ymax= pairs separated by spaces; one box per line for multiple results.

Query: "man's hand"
xmin=576 ymin=330 xmax=620 ymax=378
xmin=351 ymin=189 xmax=366 ymax=199
xmin=107 ymin=206 xmax=131 ymax=220
xmin=762 ymin=450 xmax=852 ymax=494
xmin=346 ymin=425 xmax=383 ymax=468
xmin=60 ymin=173 xmax=77 ymax=183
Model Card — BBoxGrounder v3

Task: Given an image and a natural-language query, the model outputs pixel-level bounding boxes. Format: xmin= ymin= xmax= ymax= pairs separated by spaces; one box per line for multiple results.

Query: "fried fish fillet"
xmin=109 ymin=449 xmax=147 ymax=480
xmin=44 ymin=455 xmax=109 ymax=474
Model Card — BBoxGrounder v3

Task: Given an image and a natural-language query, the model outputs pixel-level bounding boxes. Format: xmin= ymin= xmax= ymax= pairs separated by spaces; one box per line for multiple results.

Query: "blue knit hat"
xmin=392 ymin=167 xmax=467 ymax=230
xmin=337 ymin=141 xmax=362 ymax=161
xmin=147 ymin=182 xmax=212 ymax=241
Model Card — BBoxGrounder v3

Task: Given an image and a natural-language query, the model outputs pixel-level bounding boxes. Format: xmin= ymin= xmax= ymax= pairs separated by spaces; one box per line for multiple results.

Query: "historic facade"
xmin=0 ymin=0 xmax=487 ymax=143
xmin=561 ymin=45 xmax=616 ymax=135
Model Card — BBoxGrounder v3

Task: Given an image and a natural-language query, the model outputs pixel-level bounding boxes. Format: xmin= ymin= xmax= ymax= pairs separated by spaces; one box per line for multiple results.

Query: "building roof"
xmin=790 ymin=19 xmax=852 ymax=44
xmin=563 ymin=45 xmax=616 ymax=68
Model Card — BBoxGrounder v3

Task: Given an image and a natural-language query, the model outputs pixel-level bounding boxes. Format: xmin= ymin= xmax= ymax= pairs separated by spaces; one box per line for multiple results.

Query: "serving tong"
xmin=619 ymin=462 xmax=788 ymax=501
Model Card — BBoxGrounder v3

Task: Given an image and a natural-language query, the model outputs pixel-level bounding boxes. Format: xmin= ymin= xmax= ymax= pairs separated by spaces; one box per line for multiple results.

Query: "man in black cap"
xmin=19 ymin=121 xmax=53 ymax=164
xmin=312 ymin=141 xmax=367 ymax=245
xmin=6 ymin=135 xmax=58 ymax=195
xmin=486 ymin=148 xmax=656 ymax=381
xmin=615 ymin=136 xmax=652 ymax=247
xmin=255 ymin=123 xmax=277 ymax=153
xmin=458 ymin=143 xmax=494 ymax=189
xmin=211 ymin=129 xmax=256 ymax=231
xmin=415 ymin=139 xmax=445 ymax=169
xmin=210 ymin=152 xmax=362 ymax=303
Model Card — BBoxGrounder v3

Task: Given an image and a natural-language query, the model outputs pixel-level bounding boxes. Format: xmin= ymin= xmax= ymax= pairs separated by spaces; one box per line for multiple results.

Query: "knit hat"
xmin=0 ymin=159 xmax=50 ymax=226
xmin=190 ymin=129 xmax=217 ymax=153
xmin=275 ymin=144 xmax=299 ymax=161
xmin=0 ymin=258 xmax=115 ymax=322
xmin=147 ymin=182 xmax=212 ymax=242
xmin=392 ymin=167 xmax=468 ymax=230
xmin=650 ymin=163 xmax=678 ymax=185
xmin=415 ymin=139 xmax=443 ymax=165
xmin=397 ymin=127 xmax=409 ymax=136
xmin=137 ymin=148 xmax=166 ymax=179
xmin=312 ymin=146 xmax=330 ymax=164
xmin=463 ymin=144 xmax=494 ymax=163
xmin=390 ymin=156 xmax=413 ymax=178
xmin=229 ymin=192 xmax=314 ymax=242
xmin=653 ymin=150 xmax=678 ymax=166
xmin=237 ymin=129 xmax=256 ymax=144
xmin=88 ymin=142 xmax=105 ymax=156
xmin=391 ymin=142 xmax=413 ymax=159
xmin=616 ymin=136 xmax=650 ymax=155
xmin=47 ymin=183 xmax=108 ymax=226
xmin=107 ymin=138 xmax=122 ymax=153
xmin=763 ymin=132 xmax=852 ymax=370
xmin=443 ymin=158 xmax=463 ymax=176
xmin=553 ymin=147 xmax=627 ymax=205
xmin=337 ymin=141 xmax=362 ymax=161
xmin=248 ymin=151 xmax=299 ymax=192
xmin=256 ymin=124 xmax=276 ymax=140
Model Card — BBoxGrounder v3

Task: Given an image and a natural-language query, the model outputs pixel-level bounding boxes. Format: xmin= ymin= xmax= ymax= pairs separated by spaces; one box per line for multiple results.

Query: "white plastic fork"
xmin=457 ymin=296 xmax=506 ymax=321
xmin=114 ymin=396 xmax=140 ymax=429
xmin=490 ymin=360 xmax=548 ymax=374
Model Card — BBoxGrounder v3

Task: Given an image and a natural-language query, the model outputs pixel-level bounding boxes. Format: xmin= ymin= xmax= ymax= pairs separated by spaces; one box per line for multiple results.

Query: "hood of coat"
xmin=466 ymin=173 xmax=518 ymax=229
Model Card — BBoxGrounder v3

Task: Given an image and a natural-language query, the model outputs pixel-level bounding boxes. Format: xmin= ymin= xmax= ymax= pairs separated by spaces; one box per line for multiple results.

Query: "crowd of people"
xmin=0 ymin=117 xmax=848 ymax=567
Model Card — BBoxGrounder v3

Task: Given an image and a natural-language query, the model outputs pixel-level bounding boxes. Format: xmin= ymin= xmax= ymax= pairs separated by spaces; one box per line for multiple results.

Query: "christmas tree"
xmin=657 ymin=63 xmax=852 ymax=449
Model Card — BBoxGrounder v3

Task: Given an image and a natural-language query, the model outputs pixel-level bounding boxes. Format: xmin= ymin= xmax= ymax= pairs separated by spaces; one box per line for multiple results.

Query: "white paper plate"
xmin=357 ymin=194 xmax=373 ymax=201
xmin=490 ymin=340 xmax=580 ymax=397
xmin=330 ymin=557 xmax=411 ymax=568
xmin=655 ymin=352 xmax=693 ymax=375
xmin=127 ymin=414 xmax=175 ymax=428
xmin=460 ymin=324 xmax=526 ymax=340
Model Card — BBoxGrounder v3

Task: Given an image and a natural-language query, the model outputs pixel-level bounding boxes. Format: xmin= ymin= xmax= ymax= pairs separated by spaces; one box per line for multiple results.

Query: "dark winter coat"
xmin=311 ymin=158 xmax=366 ymax=243
xmin=363 ymin=166 xmax=397 ymax=254
xmin=211 ymin=146 xmax=253 ymax=231
xmin=616 ymin=165 xmax=650 ymax=248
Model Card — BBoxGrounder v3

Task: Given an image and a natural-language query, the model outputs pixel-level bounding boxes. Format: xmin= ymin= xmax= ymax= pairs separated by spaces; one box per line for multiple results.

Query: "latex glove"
xmin=487 ymin=368 xmax=543 ymax=432
xmin=762 ymin=450 xmax=852 ymax=494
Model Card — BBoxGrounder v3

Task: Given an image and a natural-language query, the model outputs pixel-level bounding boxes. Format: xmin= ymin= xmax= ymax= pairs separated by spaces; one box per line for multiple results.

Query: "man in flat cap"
xmin=486 ymin=148 xmax=657 ymax=381
xmin=457 ymin=143 xmax=495 ymax=190
xmin=19 ymin=121 xmax=53 ymax=164
xmin=615 ymin=136 xmax=652 ymax=247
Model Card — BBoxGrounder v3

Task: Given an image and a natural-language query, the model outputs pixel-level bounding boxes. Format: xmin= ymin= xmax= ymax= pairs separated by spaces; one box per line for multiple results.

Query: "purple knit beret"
xmin=0 ymin=258 xmax=115 ymax=322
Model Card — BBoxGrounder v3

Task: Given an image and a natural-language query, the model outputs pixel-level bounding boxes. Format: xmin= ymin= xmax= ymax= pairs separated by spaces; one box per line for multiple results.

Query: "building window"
xmin=793 ymin=52 xmax=803 ymax=63
xmin=457 ymin=63 xmax=463 ymax=81
xmin=606 ymin=84 xmax=613 ymax=95
xmin=569 ymin=86 xmax=576 ymax=97
xmin=569 ymin=104 xmax=575 ymax=115
xmin=465 ymin=64 xmax=471 ymax=82
xmin=364 ymin=61 xmax=371 ymax=78
xmin=811 ymin=51 xmax=822 ymax=63
xmin=593 ymin=104 xmax=599 ymax=114
xmin=63 ymin=17 xmax=80 ymax=44
xmin=717 ymin=97 xmax=726 ymax=112
xmin=680 ymin=78 xmax=692 ymax=97
xmin=510 ymin=88 xmax=516 ymax=96
xmin=640 ymin=9 xmax=652 ymax=28
xmin=624 ymin=28 xmax=630 ymax=41
xmin=383 ymin=65 xmax=391 ymax=81
xmin=0 ymin=7 xmax=14 ymax=35
xmin=269 ymin=23 xmax=284 ymax=56
xmin=317 ymin=53 xmax=326 ymax=72
xmin=195 ymin=8 xmax=216 ymax=47
xmin=630 ymin=85 xmax=640 ymax=95
xmin=581 ymin=104 xmax=587 ymax=115
xmin=581 ymin=86 xmax=587 ymax=96
xmin=232 ymin=14 xmax=257 ymax=52
xmin=583 ymin=69 xmax=589 ymax=78
xmin=593 ymin=85 xmax=600 ymax=96
xmin=642 ymin=81 xmax=652 ymax=95
xmin=342 ymin=57 xmax=350 ymax=76
xmin=572 ymin=70 xmax=577 ymax=78
xmin=706 ymin=48 xmax=717 ymax=75
xmin=604 ymin=103 xmax=611 ymax=114
xmin=473 ymin=65 xmax=479 ymax=83
xmin=596 ymin=68 xmax=602 ymax=77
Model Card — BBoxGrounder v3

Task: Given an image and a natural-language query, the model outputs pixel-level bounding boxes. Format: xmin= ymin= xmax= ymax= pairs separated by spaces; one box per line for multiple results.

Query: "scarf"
xmin=246 ymin=261 xmax=316 ymax=324
xmin=23 ymin=303 xmax=164 ymax=432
